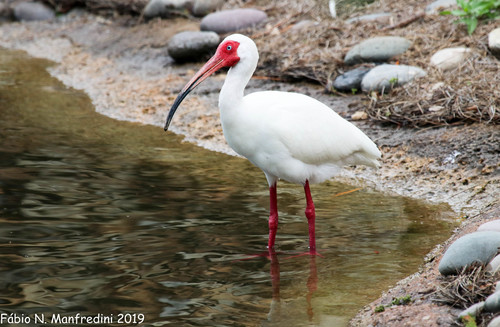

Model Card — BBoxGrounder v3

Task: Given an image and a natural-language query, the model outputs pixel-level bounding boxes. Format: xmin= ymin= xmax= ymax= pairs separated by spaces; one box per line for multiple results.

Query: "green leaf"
xmin=451 ymin=9 xmax=469 ymax=16
xmin=465 ymin=16 xmax=478 ymax=34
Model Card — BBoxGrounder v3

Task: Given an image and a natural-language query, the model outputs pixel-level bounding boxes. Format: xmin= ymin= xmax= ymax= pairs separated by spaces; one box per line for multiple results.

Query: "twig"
xmin=382 ymin=12 xmax=426 ymax=31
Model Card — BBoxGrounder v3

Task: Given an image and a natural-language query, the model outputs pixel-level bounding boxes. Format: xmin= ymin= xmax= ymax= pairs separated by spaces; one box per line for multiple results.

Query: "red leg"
xmin=304 ymin=180 xmax=316 ymax=252
xmin=268 ymin=182 xmax=278 ymax=250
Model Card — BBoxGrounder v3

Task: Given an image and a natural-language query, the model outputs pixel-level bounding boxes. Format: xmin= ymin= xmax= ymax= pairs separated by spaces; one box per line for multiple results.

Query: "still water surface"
xmin=0 ymin=48 xmax=453 ymax=326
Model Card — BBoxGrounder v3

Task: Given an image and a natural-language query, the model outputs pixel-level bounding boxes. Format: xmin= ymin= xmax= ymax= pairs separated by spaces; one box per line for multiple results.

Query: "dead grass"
xmin=230 ymin=0 xmax=500 ymax=127
xmin=433 ymin=265 xmax=499 ymax=327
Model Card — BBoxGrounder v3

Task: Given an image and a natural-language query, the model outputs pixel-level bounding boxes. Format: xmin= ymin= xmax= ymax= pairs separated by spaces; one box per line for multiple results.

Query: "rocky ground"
xmin=0 ymin=0 xmax=498 ymax=326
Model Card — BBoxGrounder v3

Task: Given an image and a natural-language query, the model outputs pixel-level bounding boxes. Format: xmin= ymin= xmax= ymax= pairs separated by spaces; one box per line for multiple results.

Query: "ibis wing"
xmin=243 ymin=91 xmax=381 ymax=168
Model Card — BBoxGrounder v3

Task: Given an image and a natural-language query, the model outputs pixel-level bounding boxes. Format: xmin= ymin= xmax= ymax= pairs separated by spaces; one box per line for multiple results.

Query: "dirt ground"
xmin=0 ymin=2 xmax=498 ymax=326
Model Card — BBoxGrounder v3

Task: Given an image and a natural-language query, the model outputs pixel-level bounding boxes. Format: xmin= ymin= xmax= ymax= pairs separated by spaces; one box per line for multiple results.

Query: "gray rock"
xmin=489 ymin=28 xmax=500 ymax=56
xmin=478 ymin=219 xmax=500 ymax=232
xmin=344 ymin=36 xmax=411 ymax=65
xmin=143 ymin=0 xmax=192 ymax=19
xmin=0 ymin=2 xmax=13 ymax=22
xmin=192 ymin=0 xmax=223 ymax=17
xmin=332 ymin=66 xmax=371 ymax=92
xmin=346 ymin=13 xmax=393 ymax=24
xmin=438 ymin=231 xmax=500 ymax=276
xmin=200 ymin=8 xmax=268 ymax=34
xmin=13 ymin=1 xmax=55 ymax=22
xmin=425 ymin=0 xmax=457 ymax=14
xmin=167 ymin=31 xmax=220 ymax=62
xmin=361 ymin=64 xmax=426 ymax=92
xmin=458 ymin=301 xmax=485 ymax=319
xmin=488 ymin=316 xmax=500 ymax=327
xmin=485 ymin=291 xmax=500 ymax=313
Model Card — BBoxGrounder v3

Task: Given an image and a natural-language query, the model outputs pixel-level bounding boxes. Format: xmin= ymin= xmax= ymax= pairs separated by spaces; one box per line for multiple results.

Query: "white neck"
xmin=219 ymin=45 xmax=259 ymax=114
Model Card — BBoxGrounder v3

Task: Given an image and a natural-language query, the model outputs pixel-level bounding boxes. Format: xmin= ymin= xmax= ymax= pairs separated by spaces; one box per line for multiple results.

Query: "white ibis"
xmin=164 ymin=34 xmax=381 ymax=254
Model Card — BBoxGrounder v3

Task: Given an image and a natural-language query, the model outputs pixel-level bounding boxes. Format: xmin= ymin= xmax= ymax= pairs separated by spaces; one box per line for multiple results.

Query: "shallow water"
xmin=0 ymin=48 xmax=454 ymax=326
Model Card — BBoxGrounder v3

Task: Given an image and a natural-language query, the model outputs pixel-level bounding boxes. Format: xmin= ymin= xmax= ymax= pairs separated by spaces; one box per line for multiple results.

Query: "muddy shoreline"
xmin=0 ymin=7 xmax=498 ymax=326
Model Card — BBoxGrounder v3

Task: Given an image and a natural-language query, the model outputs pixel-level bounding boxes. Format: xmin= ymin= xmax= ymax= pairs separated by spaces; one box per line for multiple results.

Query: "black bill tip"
xmin=163 ymin=89 xmax=191 ymax=132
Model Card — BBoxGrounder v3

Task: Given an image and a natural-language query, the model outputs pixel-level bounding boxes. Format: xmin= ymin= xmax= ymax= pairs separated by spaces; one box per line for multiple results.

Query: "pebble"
xmin=143 ymin=0 xmax=191 ymax=19
xmin=192 ymin=0 xmax=223 ymax=17
xmin=438 ymin=231 xmax=500 ymax=276
xmin=200 ymin=8 xmax=268 ymax=34
xmin=332 ymin=66 xmax=371 ymax=92
xmin=346 ymin=13 xmax=393 ymax=24
xmin=351 ymin=111 xmax=368 ymax=120
xmin=430 ymin=47 xmax=472 ymax=71
xmin=458 ymin=301 xmax=485 ymax=319
xmin=13 ymin=1 xmax=55 ymax=21
xmin=478 ymin=219 xmax=500 ymax=232
xmin=425 ymin=0 xmax=457 ymax=14
xmin=344 ymin=36 xmax=411 ymax=65
xmin=489 ymin=28 xmax=500 ymax=56
xmin=485 ymin=292 xmax=500 ymax=313
xmin=361 ymin=64 xmax=426 ymax=92
xmin=488 ymin=316 xmax=500 ymax=327
xmin=167 ymin=31 xmax=220 ymax=62
xmin=486 ymin=255 xmax=500 ymax=273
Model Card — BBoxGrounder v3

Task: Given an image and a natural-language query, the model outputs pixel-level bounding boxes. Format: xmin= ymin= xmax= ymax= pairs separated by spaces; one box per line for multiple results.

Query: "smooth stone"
xmin=485 ymin=292 xmax=500 ymax=313
xmin=361 ymin=64 xmax=426 ymax=92
xmin=438 ymin=231 xmax=500 ymax=276
xmin=344 ymin=36 xmax=411 ymax=65
xmin=143 ymin=0 xmax=192 ymax=19
xmin=332 ymin=66 xmax=371 ymax=92
xmin=486 ymin=255 xmax=500 ymax=273
xmin=430 ymin=47 xmax=472 ymax=71
xmin=167 ymin=31 xmax=220 ymax=62
xmin=489 ymin=28 xmax=500 ymax=56
xmin=346 ymin=13 xmax=393 ymax=24
xmin=478 ymin=220 xmax=500 ymax=232
xmin=458 ymin=301 xmax=485 ymax=319
xmin=200 ymin=8 xmax=268 ymax=34
xmin=425 ymin=0 xmax=457 ymax=14
xmin=192 ymin=0 xmax=223 ymax=17
xmin=13 ymin=1 xmax=55 ymax=21
xmin=488 ymin=316 xmax=500 ymax=327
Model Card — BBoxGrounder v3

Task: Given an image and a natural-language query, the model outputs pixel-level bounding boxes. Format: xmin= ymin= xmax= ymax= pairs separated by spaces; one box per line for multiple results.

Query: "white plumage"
xmin=165 ymin=34 xmax=381 ymax=254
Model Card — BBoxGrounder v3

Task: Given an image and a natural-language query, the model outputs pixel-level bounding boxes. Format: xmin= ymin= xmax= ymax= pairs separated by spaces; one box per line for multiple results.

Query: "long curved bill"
xmin=164 ymin=55 xmax=225 ymax=131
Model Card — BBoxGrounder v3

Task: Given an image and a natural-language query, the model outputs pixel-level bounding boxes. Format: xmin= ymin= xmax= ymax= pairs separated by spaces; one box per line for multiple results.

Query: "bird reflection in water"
xmin=265 ymin=252 xmax=319 ymax=325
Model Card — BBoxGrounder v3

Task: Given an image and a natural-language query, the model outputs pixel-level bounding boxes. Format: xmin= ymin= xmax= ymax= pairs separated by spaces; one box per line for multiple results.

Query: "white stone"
xmin=486 ymin=255 xmax=500 ymax=273
xmin=478 ymin=220 xmax=500 ymax=232
xmin=489 ymin=28 xmax=500 ymax=55
xmin=430 ymin=47 xmax=472 ymax=71
xmin=488 ymin=316 xmax=500 ymax=327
